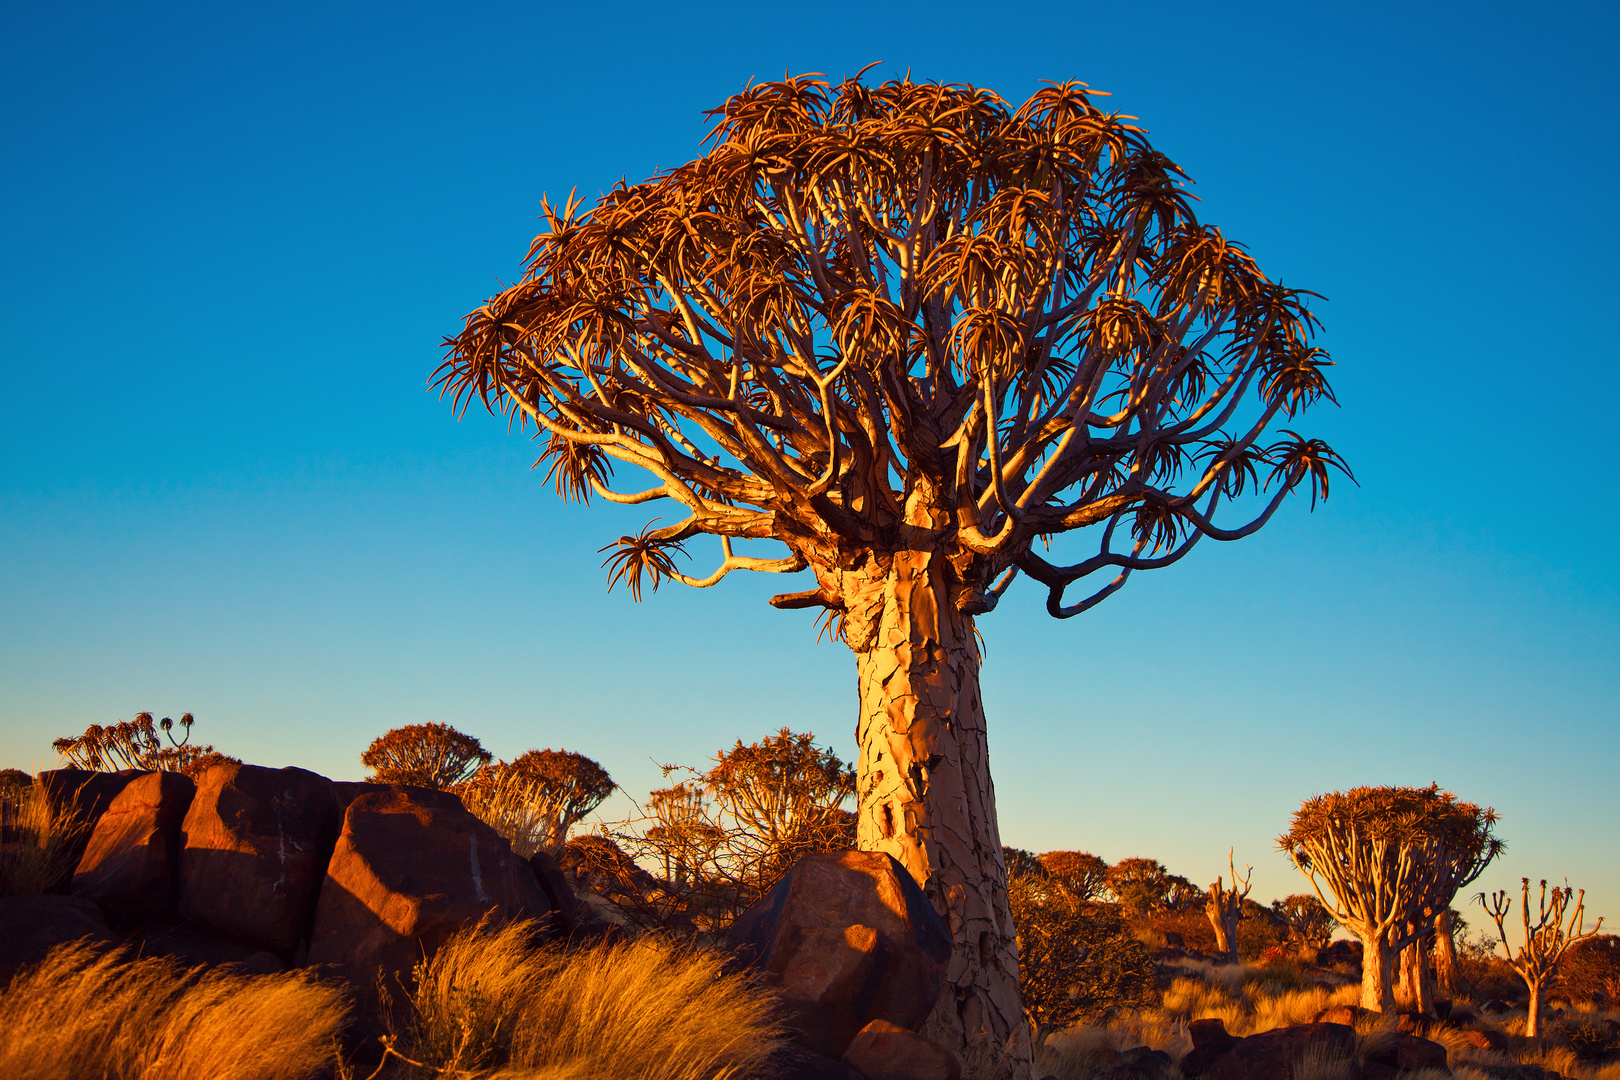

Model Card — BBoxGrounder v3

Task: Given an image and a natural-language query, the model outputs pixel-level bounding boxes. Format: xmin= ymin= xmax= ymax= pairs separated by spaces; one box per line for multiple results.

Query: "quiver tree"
xmin=53 ymin=713 xmax=239 ymax=778
xmin=1272 ymin=893 xmax=1338 ymax=956
xmin=1479 ymin=878 xmax=1605 ymax=1037
xmin=1205 ymin=849 xmax=1253 ymax=964
xmin=1037 ymin=850 xmax=1111 ymax=902
xmin=360 ymin=722 xmax=492 ymax=789
xmin=1106 ymin=857 xmax=1201 ymax=916
xmin=1278 ymin=784 xmax=1501 ymax=1013
xmin=438 ymin=71 xmax=1348 ymax=1058
xmin=497 ymin=748 xmax=616 ymax=854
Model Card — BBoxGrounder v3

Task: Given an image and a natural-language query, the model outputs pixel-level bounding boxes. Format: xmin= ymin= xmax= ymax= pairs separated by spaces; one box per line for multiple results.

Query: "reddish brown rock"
xmin=126 ymin=921 xmax=284 ymax=974
xmin=72 ymin=771 xmax=195 ymax=924
xmin=32 ymin=769 xmax=145 ymax=889
xmin=1374 ymin=1034 xmax=1447 ymax=1072
xmin=178 ymin=763 xmax=340 ymax=951
xmin=1096 ymin=1046 xmax=1174 ymax=1080
xmin=726 ymin=850 xmax=952 ymax=1058
xmin=305 ymin=785 xmax=550 ymax=997
xmin=1315 ymin=1004 xmax=1368 ymax=1027
xmin=528 ymin=849 xmax=580 ymax=929
xmin=1203 ymin=1023 xmax=1356 ymax=1080
xmin=1180 ymin=1018 xmax=1240 ymax=1077
xmin=0 ymin=894 xmax=117 ymax=982
xmin=841 ymin=1019 xmax=961 ymax=1080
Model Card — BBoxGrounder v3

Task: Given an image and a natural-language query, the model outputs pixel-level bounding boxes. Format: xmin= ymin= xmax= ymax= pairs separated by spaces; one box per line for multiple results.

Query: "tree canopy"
xmin=436 ymin=72 xmax=1348 ymax=633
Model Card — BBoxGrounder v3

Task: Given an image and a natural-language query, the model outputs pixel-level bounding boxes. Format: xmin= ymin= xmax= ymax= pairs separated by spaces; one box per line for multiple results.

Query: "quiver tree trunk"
xmin=844 ymin=544 xmax=1027 ymax=1064
xmin=1397 ymin=919 xmax=1435 ymax=1015
xmin=1432 ymin=908 xmax=1460 ymax=999
xmin=1355 ymin=928 xmax=1399 ymax=1013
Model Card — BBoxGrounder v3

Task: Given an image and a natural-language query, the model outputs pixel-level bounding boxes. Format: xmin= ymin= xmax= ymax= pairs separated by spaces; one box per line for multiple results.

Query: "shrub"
xmin=385 ymin=918 xmax=786 ymax=1080
xmin=361 ymin=722 xmax=492 ymax=788
xmin=1037 ymin=850 xmax=1111 ymax=902
xmin=610 ymin=728 xmax=854 ymax=930
xmin=1008 ymin=862 xmax=1158 ymax=1039
xmin=0 ymin=942 xmax=349 ymax=1080
xmin=1558 ymin=934 xmax=1620 ymax=1005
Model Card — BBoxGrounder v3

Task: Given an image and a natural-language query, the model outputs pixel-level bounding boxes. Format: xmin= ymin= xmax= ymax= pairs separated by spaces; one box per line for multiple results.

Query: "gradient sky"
xmin=3 ymin=0 xmax=1616 ymax=928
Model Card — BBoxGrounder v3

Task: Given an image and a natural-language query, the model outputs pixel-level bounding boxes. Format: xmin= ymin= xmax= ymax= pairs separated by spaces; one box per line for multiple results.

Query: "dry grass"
xmin=388 ymin=918 xmax=787 ymax=1080
xmin=0 ymin=942 xmax=349 ymax=1080
xmin=0 ymin=782 xmax=90 ymax=896
xmin=1036 ymin=1022 xmax=1189 ymax=1079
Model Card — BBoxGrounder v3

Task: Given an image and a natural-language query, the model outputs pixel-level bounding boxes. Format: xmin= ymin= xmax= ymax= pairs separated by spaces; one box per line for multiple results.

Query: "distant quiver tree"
xmin=361 ymin=722 xmax=492 ymax=789
xmin=500 ymin=748 xmax=616 ymax=854
xmin=437 ymin=71 xmax=1348 ymax=1058
xmin=1278 ymin=784 xmax=1500 ymax=1013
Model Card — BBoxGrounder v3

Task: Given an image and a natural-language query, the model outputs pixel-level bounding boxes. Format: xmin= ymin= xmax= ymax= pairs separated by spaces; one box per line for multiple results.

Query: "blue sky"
xmin=2 ymin=0 xmax=1615 ymax=924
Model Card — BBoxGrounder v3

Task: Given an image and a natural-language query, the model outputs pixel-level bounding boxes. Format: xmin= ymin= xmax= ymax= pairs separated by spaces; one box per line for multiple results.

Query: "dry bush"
xmin=0 ymin=942 xmax=348 ymax=1080
xmin=0 ymin=781 xmax=90 ymax=896
xmin=608 ymin=728 xmax=853 ymax=931
xmin=456 ymin=766 xmax=551 ymax=859
xmin=386 ymin=918 xmax=786 ymax=1080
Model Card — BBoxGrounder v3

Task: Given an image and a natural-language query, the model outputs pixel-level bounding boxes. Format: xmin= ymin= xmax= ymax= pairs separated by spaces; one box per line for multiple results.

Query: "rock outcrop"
xmin=726 ymin=849 xmax=953 ymax=1058
xmin=306 ymin=784 xmax=550 ymax=993
xmin=841 ymin=1018 xmax=961 ymax=1080
xmin=178 ymin=763 xmax=341 ymax=951
xmin=72 ymin=770 xmax=195 ymax=924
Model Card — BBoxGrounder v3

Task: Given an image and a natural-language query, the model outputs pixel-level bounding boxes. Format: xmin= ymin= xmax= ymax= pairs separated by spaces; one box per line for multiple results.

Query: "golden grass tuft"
xmin=389 ymin=918 xmax=787 ymax=1080
xmin=455 ymin=771 xmax=551 ymax=860
xmin=0 ymin=942 xmax=349 ymax=1080
xmin=0 ymin=781 xmax=90 ymax=896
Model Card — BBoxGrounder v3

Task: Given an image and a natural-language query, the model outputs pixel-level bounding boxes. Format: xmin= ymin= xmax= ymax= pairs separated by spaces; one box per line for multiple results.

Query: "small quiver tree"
xmin=1037 ymin=850 xmax=1111 ymax=902
xmin=361 ymin=722 xmax=492 ymax=789
xmin=1204 ymin=849 xmax=1252 ymax=964
xmin=438 ymin=72 xmax=1348 ymax=1059
xmin=1272 ymin=893 xmax=1338 ymax=958
xmin=52 ymin=712 xmax=239 ymax=778
xmin=1479 ymin=878 xmax=1604 ymax=1038
xmin=497 ymin=749 xmax=616 ymax=855
xmin=1278 ymin=784 xmax=1500 ymax=1013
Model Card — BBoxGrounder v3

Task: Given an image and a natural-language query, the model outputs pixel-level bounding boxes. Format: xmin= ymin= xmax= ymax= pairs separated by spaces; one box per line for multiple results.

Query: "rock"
xmin=1203 ymin=1023 xmax=1356 ymax=1080
xmin=72 ymin=771 xmax=195 ymax=924
xmin=841 ymin=1019 xmax=961 ymax=1080
xmin=1180 ymin=1018 xmax=1240 ymax=1078
xmin=726 ymin=850 xmax=952 ymax=1059
xmin=126 ymin=921 xmax=285 ymax=974
xmin=0 ymin=894 xmax=117 ymax=982
xmin=32 ymin=769 xmax=144 ymax=889
xmin=767 ymin=1044 xmax=865 ymax=1080
xmin=306 ymin=784 xmax=551 ymax=1001
xmin=178 ymin=763 xmax=341 ymax=952
xmin=528 ymin=849 xmax=580 ymax=929
xmin=1315 ymin=1004 xmax=1367 ymax=1027
xmin=1463 ymin=1028 xmax=1515 ymax=1052
xmin=1097 ymin=1046 xmax=1174 ymax=1080
xmin=1393 ymin=1035 xmax=1448 ymax=1071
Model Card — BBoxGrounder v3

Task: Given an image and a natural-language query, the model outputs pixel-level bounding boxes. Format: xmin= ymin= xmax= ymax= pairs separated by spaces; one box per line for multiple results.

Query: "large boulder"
xmin=32 ymin=769 xmax=144 ymax=889
xmin=178 ymin=763 xmax=341 ymax=952
xmin=1203 ymin=1023 xmax=1356 ymax=1080
xmin=841 ymin=1019 xmax=961 ymax=1080
xmin=305 ymin=785 xmax=551 ymax=997
xmin=1179 ymin=1018 xmax=1240 ymax=1078
xmin=726 ymin=850 xmax=953 ymax=1058
xmin=1366 ymin=1034 xmax=1449 ymax=1072
xmin=72 ymin=770 xmax=195 ymax=924
xmin=0 ymin=894 xmax=117 ymax=982
xmin=126 ymin=921 xmax=284 ymax=974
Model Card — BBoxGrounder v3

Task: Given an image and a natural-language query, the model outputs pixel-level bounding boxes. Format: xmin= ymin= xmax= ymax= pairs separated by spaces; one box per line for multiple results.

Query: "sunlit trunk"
xmin=1526 ymin=979 xmax=1544 ymax=1039
xmin=1357 ymin=928 xmax=1398 ymax=1012
xmin=1206 ymin=902 xmax=1239 ymax=964
xmin=848 ymin=544 xmax=1028 ymax=1067
xmin=1397 ymin=926 xmax=1434 ymax=1015
xmin=1432 ymin=909 xmax=1460 ymax=999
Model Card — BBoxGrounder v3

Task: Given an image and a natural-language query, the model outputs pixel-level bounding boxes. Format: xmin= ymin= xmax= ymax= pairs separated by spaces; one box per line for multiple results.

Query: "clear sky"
xmin=2 ymin=0 xmax=1616 ymax=927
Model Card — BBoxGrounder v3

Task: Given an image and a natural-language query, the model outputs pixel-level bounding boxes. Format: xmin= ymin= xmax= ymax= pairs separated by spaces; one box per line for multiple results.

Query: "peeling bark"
xmin=841 ymin=537 xmax=1028 ymax=1066
xmin=1358 ymin=929 xmax=1398 ymax=1013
